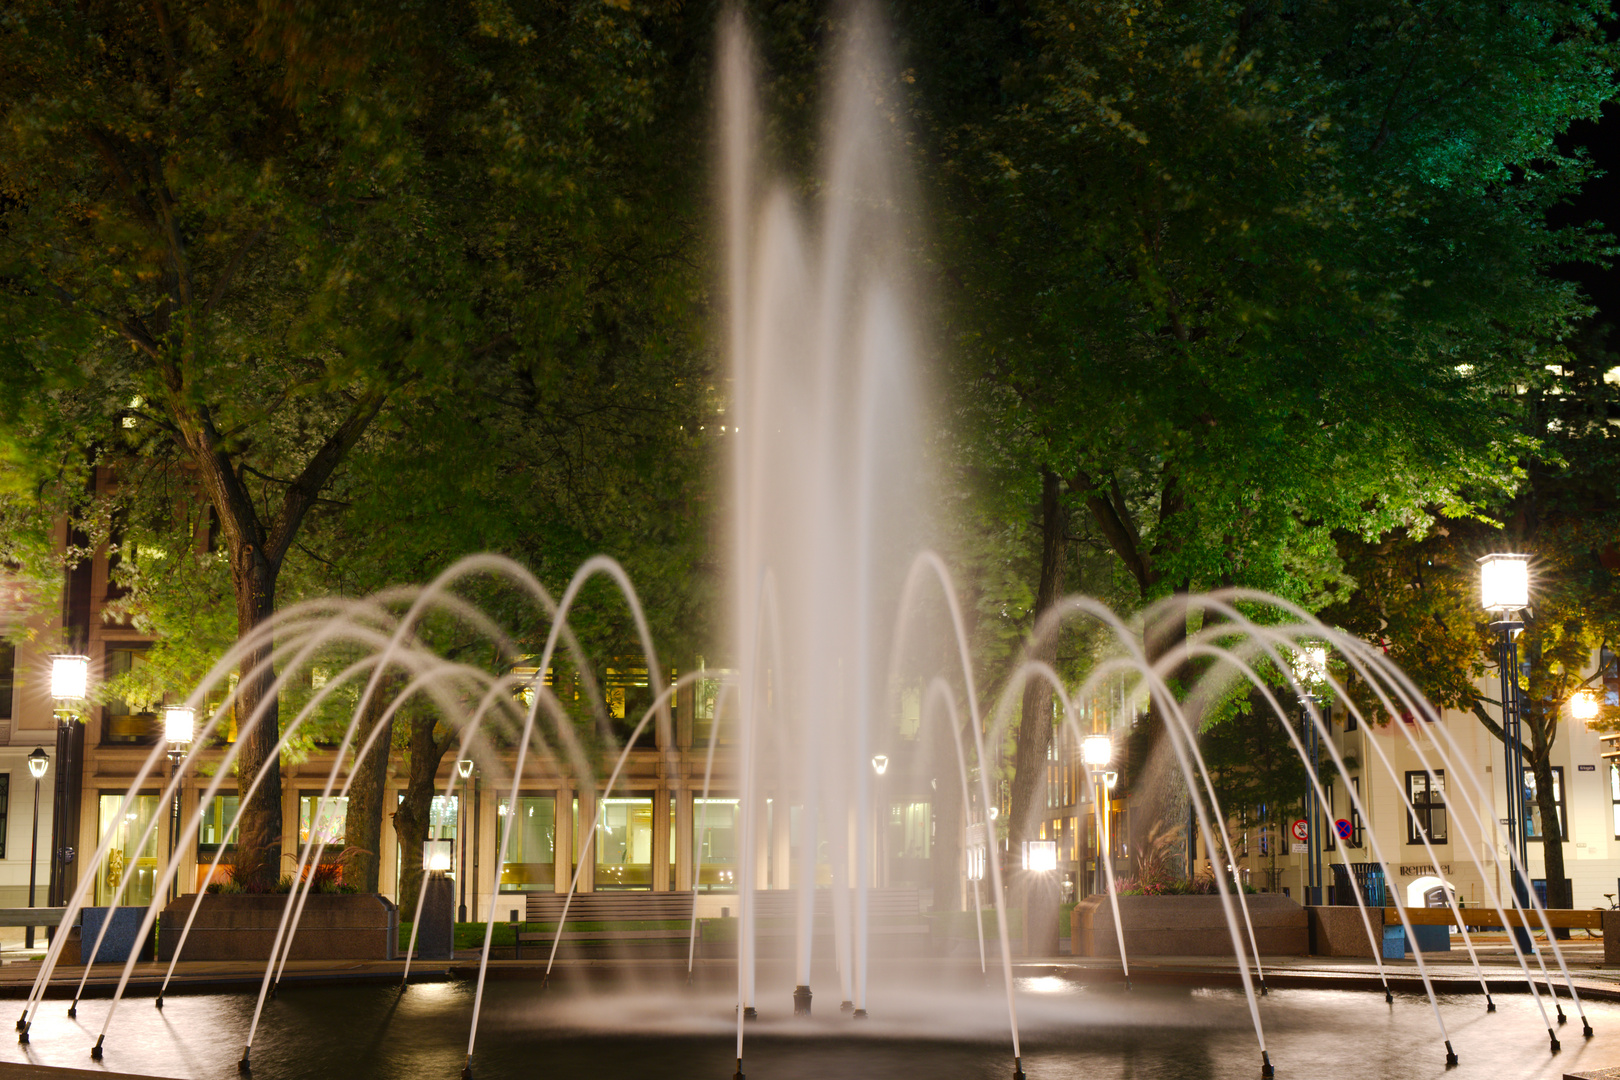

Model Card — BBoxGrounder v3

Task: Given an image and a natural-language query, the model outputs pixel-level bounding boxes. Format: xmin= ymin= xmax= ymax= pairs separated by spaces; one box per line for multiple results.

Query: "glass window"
xmin=1350 ymin=777 xmax=1364 ymax=848
xmin=591 ymin=795 xmax=653 ymax=890
xmin=298 ymin=794 xmax=349 ymax=847
xmin=97 ymin=793 xmax=159 ymax=906
xmin=196 ymin=794 xmax=240 ymax=853
xmin=0 ymin=774 xmax=9 ymax=858
xmin=692 ymin=670 xmax=729 ymax=748
xmin=1612 ymin=766 xmax=1620 ymax=842
xmin=1524 ymin=766 xmax=1567 ymax=841
xmin=1405 ymin=771 xmax=1446 ymax=844
xmin=1323 ymin=781 xmax=1335 ymax=852
xmin=0 ymin=643 xmax=14 ymax=721
xmin=694 ymin=797 xmax=739 ymax=891
xmin=497 ymin=795 xmax=555 ymax=891
xmin=103 ymin=644 xmax=157 ymax=745
xmin=886 ymin=801 xmax=931 ymax=886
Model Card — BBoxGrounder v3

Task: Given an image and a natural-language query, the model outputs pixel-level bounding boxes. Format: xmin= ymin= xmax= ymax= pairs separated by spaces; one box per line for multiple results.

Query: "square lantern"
xmin=1022 ymin=839 xmax=1059 ymax=873
xmin=1479 ymin=553 xmax=1530 ymax=613
xmin=1081 ymin=735 xmax=1113 ymax=767
xmin=49 ymin=654 xmax=90 ymax=701
xmin=1572 ymin=690 xmax=1600 ymax=723
xmin=164 ymin=706 xmax=196 ymax=748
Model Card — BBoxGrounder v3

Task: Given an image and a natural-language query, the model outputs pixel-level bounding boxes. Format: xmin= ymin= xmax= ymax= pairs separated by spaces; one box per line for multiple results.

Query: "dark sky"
xmin=1553 ymin=100 xmax=1620 ymax=323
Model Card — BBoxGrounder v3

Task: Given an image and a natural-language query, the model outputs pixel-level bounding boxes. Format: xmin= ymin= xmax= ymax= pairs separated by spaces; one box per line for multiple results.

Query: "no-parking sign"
xmin=1291 ymin=819 xmax=1309 ymax=842
xmin=1335 ymin=819 xmax=1353 ymax=842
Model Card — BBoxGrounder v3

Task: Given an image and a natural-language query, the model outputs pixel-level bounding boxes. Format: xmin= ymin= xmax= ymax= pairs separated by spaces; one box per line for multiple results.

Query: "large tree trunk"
xmin=1008 ymin=469 xmax=1067 ymax=877
xmin=344 ymin=675 xmax=400 ymax=893
xmin=393 ymin=709 xmax=453 ymax=922
xmin=1528 ymin=713 xmax=1570 ymax=913
xmin=231 ymin=547 xmax=284 ymax=890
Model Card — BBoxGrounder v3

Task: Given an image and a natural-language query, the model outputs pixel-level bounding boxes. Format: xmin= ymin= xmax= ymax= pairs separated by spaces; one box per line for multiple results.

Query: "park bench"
xmin=744 ymin=888 xmax=928 ymax=943
xmin=0 ymin=908 xmax=67 ymax=929
xmin=1398 ymin=906 xmax=1601 ymax=930
xmin=515 ymin=893 xmax=696 ymax=957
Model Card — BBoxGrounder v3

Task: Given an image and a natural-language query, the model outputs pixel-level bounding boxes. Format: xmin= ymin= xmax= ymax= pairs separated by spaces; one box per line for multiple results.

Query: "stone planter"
xmin=158 ymin=893 xmax=398 ymax=962
xmin=1071 ymin=893 xmax=1307 ymax=958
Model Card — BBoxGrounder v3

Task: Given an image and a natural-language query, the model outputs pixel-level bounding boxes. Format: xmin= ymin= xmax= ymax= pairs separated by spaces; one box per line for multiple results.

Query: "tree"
xmin=1325 ymin=323 xmax=1620 ymax=912
xmin=0 ymin=0 xmax=688 ymax=884
xmin=899 ymin=0 xmax=1617 ymax=861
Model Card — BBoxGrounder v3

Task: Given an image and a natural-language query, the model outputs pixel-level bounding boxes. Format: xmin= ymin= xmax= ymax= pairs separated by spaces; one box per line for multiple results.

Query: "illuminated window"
xmin=694 ymin=797 xmax=739 ymax=891
xmin=298 ymin=793 xmax=349 ymax=847
xmin=497 ymin=795 xmax=555 ymax=891
xmin=1524 ymin=767 xmax=1566 ymax=841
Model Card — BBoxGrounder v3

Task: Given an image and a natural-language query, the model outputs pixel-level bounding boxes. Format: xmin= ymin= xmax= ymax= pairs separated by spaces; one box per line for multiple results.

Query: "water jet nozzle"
xmin=1260 ymin=1051 xmax=1274 ymax=1078
xmin=1485 ymin=997 xmax=1495 ymax=1013
xmin=462 ymin=1053 xmax=474 ymax=1080
xmin=1549 ymin=1028 xmax=1561 ymax=1054
xmin=733 ymin=1056 xmax=745 ymax=1080
xmin=1384 ymin=989 xmax=1393 ymax=1005
xmin=742 ymin=1006 xmax=757 ymax=1021
xmin=793 ymin=985 xmax=812 ymax=1016
xmin=1013 ymin=1055 xmax=1025 ymax=1080
xmin=155 ymin=995 xmax=163 ymax=1009
xmin=840 ymin=1000 xmax=854 ymax=1013
xmin=18 ymin=1021 xmax=28 ymax=1045
xmin=1584 ymin=1019 xmax=1595 ymax=1039
xmin=239 ymin=1045 xmax=251 ymax=1073
xmin=90 ymin=1035 xmax=104 ymax=1060
xmin=1258 ymin=982 xmax=1268 ymax=997
xmin=1444 ymin=1040 xmax=1458 ymax=1067
xmin=14 ymin=1013 xmax=25 ymax=1032
xmin=1557 ymin=1007 xmax=1567 ymax=1025
xmin=66 ymin=1002 xmax=76 ymax=1018
xmin=852 ymin=1009 xmax=868 ymax=1020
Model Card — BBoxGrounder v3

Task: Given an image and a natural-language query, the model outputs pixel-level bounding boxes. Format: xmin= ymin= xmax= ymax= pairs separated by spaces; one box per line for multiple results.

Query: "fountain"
xmin=3 ymin=9 xmax=1616 ymax=1080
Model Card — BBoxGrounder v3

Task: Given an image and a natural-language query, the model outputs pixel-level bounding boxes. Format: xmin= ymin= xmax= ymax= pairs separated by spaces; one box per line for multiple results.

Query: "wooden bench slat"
xmin=1397 ymin=907 xmax=1603 ymax=930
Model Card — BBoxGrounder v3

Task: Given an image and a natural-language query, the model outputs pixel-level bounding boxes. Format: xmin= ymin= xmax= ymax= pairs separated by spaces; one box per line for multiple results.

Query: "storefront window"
xmin=886 ymin=801 xmax=931 ymax=885
xmin=592 ymin=795 xmax=653 ymax=890
xmin=97 ymin=793 xmax=159 ymax=906
xmin=103 ymin=644 xmax=157 ymax=745
xmin=298 ymin=793 xmax=348 ymax=847
xmin=197 ymin=794 xmax=240 ymax=853
xmin=694 ymin=797 xmax=739 ymax=891
xmin=498 ymin=795 xmax=555 ymax=891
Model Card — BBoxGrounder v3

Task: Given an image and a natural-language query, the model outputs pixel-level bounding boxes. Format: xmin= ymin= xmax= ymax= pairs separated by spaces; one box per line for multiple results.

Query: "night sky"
xmin=1554 ymin=99 xmax=1620 ymax=324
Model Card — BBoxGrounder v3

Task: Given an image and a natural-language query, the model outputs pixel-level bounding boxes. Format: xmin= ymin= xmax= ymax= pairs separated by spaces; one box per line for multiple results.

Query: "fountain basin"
xmin=1071 ymin=895 xmax=1307 ymax=958
xmin=158 ymin=893 xmax=398 ymax=962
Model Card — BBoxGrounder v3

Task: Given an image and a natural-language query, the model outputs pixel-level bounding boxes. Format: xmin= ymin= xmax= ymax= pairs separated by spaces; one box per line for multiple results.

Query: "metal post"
xmin=458 ymin=776 xmax=468 ymax=923
xmin=47 ymin=713 xmax=68 ymax=910
xmin=168 ymin=752 xmax=182 ymax=902
xmin=26 ymin=773 xmax=42 ymax=950
xmin=1495 ymin=619 xmax=1532 ymax=949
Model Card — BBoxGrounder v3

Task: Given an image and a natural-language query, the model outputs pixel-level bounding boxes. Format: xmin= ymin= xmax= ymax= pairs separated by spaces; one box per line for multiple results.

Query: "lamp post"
xmin=1292 ymin=645 xmax=1328 ymax=906
xmin=456 ymin=759 xmax=474 ymax=922
xmin=163 ymin=707 xmax=195 ymax=902
xmin=1081 ymin=735 xmax=1113 ymax=896
xmin=871 ymin=755 xmax=889 ymax=889
xmin=47 ymin=655 xmax=89 ymax=912
xmin=25 ymin=748 xmax=48 ymax=950
xmin=1480 ymin=552 xmax=1533 ymax=950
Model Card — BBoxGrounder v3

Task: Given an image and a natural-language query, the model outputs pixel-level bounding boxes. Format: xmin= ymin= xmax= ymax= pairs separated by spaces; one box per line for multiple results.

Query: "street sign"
xmin=1290 ymin=843 xmax=1309 ymax=854
xmin=1291 ymin=819 xmax=1309 ymax=842
xmin=1335 ymin=818 xmax=1353 ymax=841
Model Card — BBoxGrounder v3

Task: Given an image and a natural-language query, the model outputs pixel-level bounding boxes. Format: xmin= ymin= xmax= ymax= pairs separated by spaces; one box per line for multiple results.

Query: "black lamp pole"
xmin=25 ymin=749 xmax=47 ymax=950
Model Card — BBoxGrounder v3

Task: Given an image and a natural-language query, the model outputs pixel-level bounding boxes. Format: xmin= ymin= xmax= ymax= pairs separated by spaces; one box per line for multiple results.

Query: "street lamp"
xmin=164 ymin=707 xmax=195 ymax=902
xmin=1480 ymin=552 xmax=1533 ymax=940
xmin=871 ymin=755 xmax=890 ymax=888
xmin=47 ymin=654 xmax=89 ymax=911
xmin=1081 ymin=736 xmax=1114 ymax=895
xmin=1572 ymin=690 xmax=1600 ymax=723
xmin=1291 ymin=644 xmax=1329 ymax=906
xmin=456 ymin=759 xmax=474 ymax=922
xmin=25 ymin=749 xmax=47 ymax=949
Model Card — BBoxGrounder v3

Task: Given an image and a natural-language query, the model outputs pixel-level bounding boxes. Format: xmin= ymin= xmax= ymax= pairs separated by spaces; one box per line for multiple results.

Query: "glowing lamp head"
xmin=1572 ymin=690 xmax=1601 ymax=723
xmin=428 ymin=847 xmax=452 ymax=872
xmin=456 ymin=758 xmax=474 ymax=779
xmin=50 ymin=654 xmax=90 ymax=701
xmin=1293 ymin=644 xmax=1329 ymax=685
xmin=163 ymin=706 xmax=196 ymax=748
xmin=26 ymin=747 xmax=48 ymax=780
xmin=1479 ymin=553 xmax=1530 ymax=613
xmin=1081 ymin=735 xmax=1113 ymax=767
xmin=871 ymin=754 xmax=889 ymax=776
xmin=1022 ymin=840 xmax=1058 ymax=873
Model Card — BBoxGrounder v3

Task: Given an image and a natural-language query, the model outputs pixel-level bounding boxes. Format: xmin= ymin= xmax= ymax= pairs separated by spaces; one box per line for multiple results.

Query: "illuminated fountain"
xmin=4 ymin=11 xmax=1609 ymax=1080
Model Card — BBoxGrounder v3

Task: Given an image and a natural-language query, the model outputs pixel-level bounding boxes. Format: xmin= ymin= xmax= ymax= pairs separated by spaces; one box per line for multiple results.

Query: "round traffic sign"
xmin=1335 ymin=818 xmax=1353 ymax=841
xmin=1291 ymin=818 xmax=1309 ymax=842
